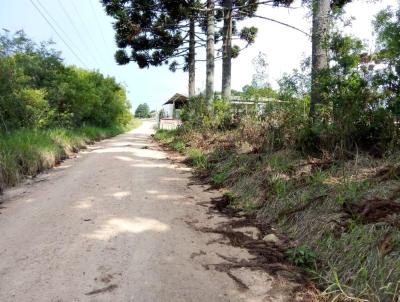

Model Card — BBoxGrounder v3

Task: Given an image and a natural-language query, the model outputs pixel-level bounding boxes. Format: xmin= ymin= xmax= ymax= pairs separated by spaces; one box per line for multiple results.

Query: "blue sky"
xmin=1 ymin=0 xmax=396 ymax=111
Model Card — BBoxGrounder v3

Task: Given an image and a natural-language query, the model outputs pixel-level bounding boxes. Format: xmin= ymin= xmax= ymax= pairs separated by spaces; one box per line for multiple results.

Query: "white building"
xmin=159 ymin=93 xmax=188 ymax=130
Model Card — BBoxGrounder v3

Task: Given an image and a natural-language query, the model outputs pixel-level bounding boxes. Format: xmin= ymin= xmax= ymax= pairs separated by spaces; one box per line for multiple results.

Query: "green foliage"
xmin=153 ymin=129 xmax=187 ymax=153
xmin=212 ymin=99 xmax=235 ymax=130
xmin=239 ymin=26 xmax=258 ymax=44
xmin=102 ymin=0 xmax=201 ymax=70
xmin=153 ymin=129 xmax=177 ymax=144
xmin=155 ymin=129 xmax=210 ymax=170
xmin=180 ymin=96 xmax=210 ymax=128
xmin=102 ymin=0 xmax=263 ymax=72
xmin=268 ymin=153 xmax=290 ymax=172
xmin=223 ymin=191 xmax=238 ymax=205
xmin=319 ymin=224 xmax=400 ymax=301
xmin=0 ymin=30 xmax=132 ymax=132
xmin=271 ymin=177 xmax=289 ymax=200
xmin=301 ymin=25 xmax=399 ymax=155
xmin=278 ymin=68 xmax=310 ymax=102
xmin=244 ymin=7 xmax=400 ymax=156
xmin=319 ymin=33 xmax=388 ymax=151
xmin=180 ymin=96 xmax=235 ymax=130
xmin=334 ymin=178 xmax=368 ymax=206
xmin=232 ymin=175 xmax=261 ymax=213
xmin=211 ymin=172 xmax=228 ymax=186
xmin=374 ymin=6 xmax=400 ymax=116
xmin=134 ymin=103 xmax=151 ymax=118
xmin=171 ymin=139 xmax=186 ymax=152
xmin=0 ymin=30 xmax=136 ymax=192
xmin=186 ymin=148 xmax=208 ymax=170
xmin=231 ymin=45 xmax=241 ymax=59
xmin=242 ymin=85 xmax=276 ymax=100
xmin=286 ymin=246 xmax=317 ymax=270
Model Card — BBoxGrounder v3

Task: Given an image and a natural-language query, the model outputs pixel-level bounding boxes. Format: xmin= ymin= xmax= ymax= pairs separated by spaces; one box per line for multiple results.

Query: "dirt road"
xmin=0 ymin=121 xmax=299 ymax=302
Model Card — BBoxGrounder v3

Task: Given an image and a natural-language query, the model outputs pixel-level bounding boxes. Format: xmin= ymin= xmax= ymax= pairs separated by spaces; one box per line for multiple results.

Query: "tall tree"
xmin=220 ymin=0 xmax=293 ymax=100
xmin=374 ymin=5 xmax=400 ymax=116
xmin=102 ymin=0 xmax=201 ymax=97
xmin=309 ymin=0 xmax=330 ymax=119
xmin=221 ymin=0 xmax=233 ymax=100
xmin=188 ymin=12 xmax=196 ymax=97
xmin=135 ymin=103 xmax=151 ymax=118
xmin=308 ymin=0 xmax=352 ymax=119
xmin=206 ymin=0 xmax=215 ymax=107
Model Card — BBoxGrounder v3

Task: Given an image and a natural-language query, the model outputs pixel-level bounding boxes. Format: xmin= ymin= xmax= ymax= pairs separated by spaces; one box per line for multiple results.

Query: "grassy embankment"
xmin=0 ymin=119 xmax=141 ymax=193
xmin=154 ymin=128 xmax=400 ymax=302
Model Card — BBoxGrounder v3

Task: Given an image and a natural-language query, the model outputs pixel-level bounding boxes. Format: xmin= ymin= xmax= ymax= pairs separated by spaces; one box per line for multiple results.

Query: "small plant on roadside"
xmin=308 ymin=169 xmax=329 ymax=186
xmin=171 ymin=139 xmax=186 ymax=152
xmin=223 ymin=191 xmax=239 ymax=206
xmin=211 ymin=171 xmax=228 ymax=186
xmin=186 ymin=148 xmax=208 ymax=170
xmin=286 ymin=245 xmax=317 ymax=271
xmin=271 ymin=177 xmax=289 ymax=200
xmin=242 ymin=200 xmax=260 ymax=214
xmin=335 ymin=178 xmax=369 ymax=205
xmin=154 ymin=129 xmax=177 ymax=144
xmin=268 ymin=153 xmax=290 ymax=172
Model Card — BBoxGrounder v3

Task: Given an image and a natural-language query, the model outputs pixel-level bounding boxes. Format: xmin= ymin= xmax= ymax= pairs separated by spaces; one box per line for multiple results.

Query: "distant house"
xmin=161 ymin=93 xmax=188 ymax=119
xmin=159 ymin=93 xmax=188 ymax=130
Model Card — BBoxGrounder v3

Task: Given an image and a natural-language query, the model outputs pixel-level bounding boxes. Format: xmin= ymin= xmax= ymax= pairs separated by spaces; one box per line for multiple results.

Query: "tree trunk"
xmin=206 ymin=0 xmax=215 ymax=110
xmin=188 ymin=16 xmax=196 ymax=98
xmin=309 ymin=0 xmax=330 ymax=119
xmin=222 ymin=0 xmax=233 ymax=101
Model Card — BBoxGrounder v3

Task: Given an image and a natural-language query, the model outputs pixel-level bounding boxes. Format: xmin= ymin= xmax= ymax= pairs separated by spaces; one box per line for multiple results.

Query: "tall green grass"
xmin=0 ymin=121 xmax=141 ymax=192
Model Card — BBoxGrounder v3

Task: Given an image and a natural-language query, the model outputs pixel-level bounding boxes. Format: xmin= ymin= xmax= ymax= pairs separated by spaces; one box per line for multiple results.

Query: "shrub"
xmin=186 ymin=148 xmax=208 ymax=170
xmin=0 ymin=30 xmax=132 ymax=133
xmin=286 ymin=246 xmax=317 ymax=271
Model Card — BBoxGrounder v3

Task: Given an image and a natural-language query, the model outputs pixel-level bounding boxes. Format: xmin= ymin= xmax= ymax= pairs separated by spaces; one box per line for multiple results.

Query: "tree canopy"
xmin=134 ymin=103 xmax=151 ymax=118
xmin=102 ymin=0 xmax=201 ymax=69
xmin=0 ymin=30 xmax=132 ymax=132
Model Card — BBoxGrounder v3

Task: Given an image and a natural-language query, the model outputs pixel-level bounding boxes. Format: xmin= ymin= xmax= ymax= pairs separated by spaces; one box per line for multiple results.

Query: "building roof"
xmin=163 ymin=93 xmax=188 ymax=105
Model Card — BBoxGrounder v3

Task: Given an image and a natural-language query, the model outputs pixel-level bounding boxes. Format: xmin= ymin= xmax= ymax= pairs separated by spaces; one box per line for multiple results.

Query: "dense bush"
xmin=0 ymin=30 xmax=132 ymax=132
xmin=0 ymin=30 xmax=135 ymax=192
xmin=308 ymin=31 xmax=397 ymax=155
xmin=374 ymin=7 xmax=400 ymax=117
xmin=180 ymin=96 xmax=236 ymax=130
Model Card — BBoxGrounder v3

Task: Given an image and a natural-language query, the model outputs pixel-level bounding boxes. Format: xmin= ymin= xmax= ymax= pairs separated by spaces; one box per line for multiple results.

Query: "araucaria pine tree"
xmin=102 ymin=0 xmax=202 ymax=97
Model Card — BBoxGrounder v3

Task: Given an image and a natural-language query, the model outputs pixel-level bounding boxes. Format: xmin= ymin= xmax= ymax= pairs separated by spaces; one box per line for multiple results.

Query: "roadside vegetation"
xmin=134 ymin=103 xmax=151 ymax=118
xmin=154 ymin=4 xmax=400 ymax=301
xmin=0 ymin=30 xmax=136 ymax=192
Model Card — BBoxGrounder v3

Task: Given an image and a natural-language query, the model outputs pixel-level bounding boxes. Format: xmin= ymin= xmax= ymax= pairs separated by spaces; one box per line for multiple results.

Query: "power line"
xmin=89 ymin=0 xmax=109 ymax=52
xmin=70 ymin=0 xmax=105 ymax=65
xmin=88 ymin=0 xmax=117 ymax=75
xmin=35 ymin=0 xmax=97 ymax=67
xmin=56 ymin=0 xmax=99 ymax=67
xmin=29 ymin=0 xmax=88 ymax=68
xmin=36 ymin=0 xmax=73 ymax=45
